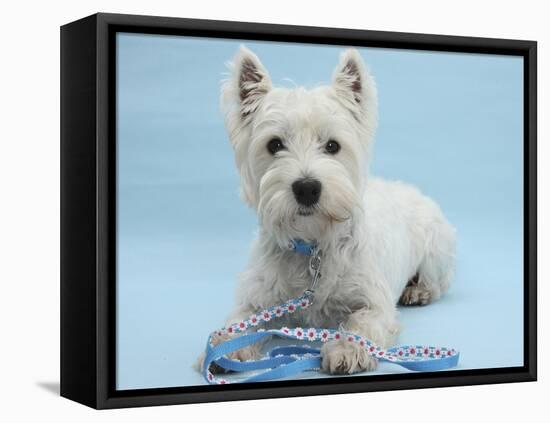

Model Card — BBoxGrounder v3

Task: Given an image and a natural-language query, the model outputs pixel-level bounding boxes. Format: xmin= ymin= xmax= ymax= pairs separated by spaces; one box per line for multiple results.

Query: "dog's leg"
xmin=400 ymin=219 xmax=456 ymax=306
xmin=194 ymin=305 xmax=263 ymax=374
xmin=321 ymin=303 xmax=399 ymax=374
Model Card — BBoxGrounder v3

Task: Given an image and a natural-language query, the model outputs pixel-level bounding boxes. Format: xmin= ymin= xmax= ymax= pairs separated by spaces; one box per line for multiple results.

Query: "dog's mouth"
xmin=297 ymin=207 xmax=315 ymax=217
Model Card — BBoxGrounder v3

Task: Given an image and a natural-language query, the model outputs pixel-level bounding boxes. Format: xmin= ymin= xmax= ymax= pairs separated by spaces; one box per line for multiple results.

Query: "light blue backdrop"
xmin=116 ymin=33 xmax=524 ymax=390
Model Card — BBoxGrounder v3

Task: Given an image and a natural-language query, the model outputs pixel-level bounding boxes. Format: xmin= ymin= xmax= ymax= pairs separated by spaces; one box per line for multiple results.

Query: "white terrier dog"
xmin=199 ymin=46 xmax=456 ymax=375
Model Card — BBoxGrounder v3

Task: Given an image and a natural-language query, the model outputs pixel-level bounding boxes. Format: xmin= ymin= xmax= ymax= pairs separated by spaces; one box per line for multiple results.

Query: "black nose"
xmin=292 ymin=178 xmax=322 ymax=207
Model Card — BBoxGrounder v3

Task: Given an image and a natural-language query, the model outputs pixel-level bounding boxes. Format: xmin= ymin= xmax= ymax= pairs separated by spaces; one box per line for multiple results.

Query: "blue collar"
xmin=289 ymin=239 xmax=317 ymax=256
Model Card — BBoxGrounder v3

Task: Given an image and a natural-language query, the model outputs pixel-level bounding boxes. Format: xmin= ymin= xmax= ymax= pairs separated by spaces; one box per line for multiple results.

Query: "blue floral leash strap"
xmin=202 ymin=240 xmax=460 ymax=385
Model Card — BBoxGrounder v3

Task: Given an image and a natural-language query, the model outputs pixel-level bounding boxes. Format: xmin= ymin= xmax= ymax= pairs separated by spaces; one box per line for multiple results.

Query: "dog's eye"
xmin=267 ymin=138 xmax=285 ymax=155
xmin=325 ymin=140 xmax=341 ymax=155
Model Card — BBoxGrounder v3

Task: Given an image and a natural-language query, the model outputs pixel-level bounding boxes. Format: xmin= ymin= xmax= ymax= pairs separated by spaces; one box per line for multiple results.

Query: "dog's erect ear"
xmin=226 ymin=46 xmax=272 ymax=119
xmin=221 ymin=46 xmax=272 ymax=207
xmin=332 ymin=49 xmax=369 ymax=109
xmin=331 ymin=49 xmax=378 ymax=143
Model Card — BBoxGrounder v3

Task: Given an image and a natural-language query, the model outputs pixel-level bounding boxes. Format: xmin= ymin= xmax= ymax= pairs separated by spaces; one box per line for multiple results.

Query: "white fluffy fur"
xmin=206 ymin=46 xmax=456 ymax=375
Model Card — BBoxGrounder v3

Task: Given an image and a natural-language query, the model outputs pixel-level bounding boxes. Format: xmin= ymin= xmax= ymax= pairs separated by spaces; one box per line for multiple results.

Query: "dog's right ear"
xmin=222 ymin=46 xmax=272 ymax=121
xmin=221 ymin=46 xmax=272 ymax=208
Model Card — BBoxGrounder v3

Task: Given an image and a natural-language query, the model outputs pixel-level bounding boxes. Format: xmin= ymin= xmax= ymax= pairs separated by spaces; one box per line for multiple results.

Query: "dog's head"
xmin=222 ymin=46 xmax=378 ymax=245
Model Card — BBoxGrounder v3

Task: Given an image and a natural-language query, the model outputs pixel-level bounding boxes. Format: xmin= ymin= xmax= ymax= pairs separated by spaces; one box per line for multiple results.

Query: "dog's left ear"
xmin=332 ymin=49 xmax=371 ymax=111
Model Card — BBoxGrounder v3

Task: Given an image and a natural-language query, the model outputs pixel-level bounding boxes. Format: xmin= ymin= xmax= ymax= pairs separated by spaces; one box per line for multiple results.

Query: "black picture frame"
xmin=60 ymin=12 xmax=537 ymax=409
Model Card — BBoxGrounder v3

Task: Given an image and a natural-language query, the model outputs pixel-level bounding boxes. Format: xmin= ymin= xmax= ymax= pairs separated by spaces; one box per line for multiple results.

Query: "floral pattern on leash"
xmin=204 ymin=292 xmax=459 ymax=385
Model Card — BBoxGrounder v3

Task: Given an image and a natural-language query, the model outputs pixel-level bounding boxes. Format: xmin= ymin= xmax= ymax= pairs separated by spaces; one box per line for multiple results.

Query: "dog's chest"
xmin=274 ymin=254 xmax=361 ymax=328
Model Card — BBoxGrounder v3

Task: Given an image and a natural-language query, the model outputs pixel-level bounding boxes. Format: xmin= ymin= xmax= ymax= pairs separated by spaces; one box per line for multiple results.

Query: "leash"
xmin=202 ymin=240 xmax=459 ymax=384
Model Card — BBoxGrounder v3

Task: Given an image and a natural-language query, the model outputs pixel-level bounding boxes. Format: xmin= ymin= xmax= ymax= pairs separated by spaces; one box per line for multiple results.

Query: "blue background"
xmin=116 ymin=33 xmax=524 ymax=389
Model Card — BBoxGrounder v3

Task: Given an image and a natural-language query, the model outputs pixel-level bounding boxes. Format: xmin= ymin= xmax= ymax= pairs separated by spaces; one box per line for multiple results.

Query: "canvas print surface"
xmin=115 ymin=33 xmax=523 ymax=390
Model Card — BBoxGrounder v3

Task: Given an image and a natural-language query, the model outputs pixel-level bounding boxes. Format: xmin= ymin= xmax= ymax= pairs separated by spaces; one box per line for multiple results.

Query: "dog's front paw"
xmin=321 ymin=339 xmax=377 ymax=374
xmin=194 ymin=332 xmax=262 ymax=374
